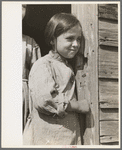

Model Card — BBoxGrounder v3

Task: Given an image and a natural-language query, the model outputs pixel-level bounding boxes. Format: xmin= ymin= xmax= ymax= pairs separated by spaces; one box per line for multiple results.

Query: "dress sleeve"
xmin=29 ymin=61 xmax=61 ymax=116
xmin=31 ymin=39 xmax=41 ymax=68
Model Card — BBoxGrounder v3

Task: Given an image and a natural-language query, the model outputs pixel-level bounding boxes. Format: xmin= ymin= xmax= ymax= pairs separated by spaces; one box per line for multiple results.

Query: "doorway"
xmin=22 ymin=4 xmax=71 ymax=56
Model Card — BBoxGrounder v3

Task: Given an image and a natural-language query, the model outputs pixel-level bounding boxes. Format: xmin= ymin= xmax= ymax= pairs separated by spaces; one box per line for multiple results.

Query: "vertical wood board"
xmin=72 ymin=4 xmax=99 ymax=145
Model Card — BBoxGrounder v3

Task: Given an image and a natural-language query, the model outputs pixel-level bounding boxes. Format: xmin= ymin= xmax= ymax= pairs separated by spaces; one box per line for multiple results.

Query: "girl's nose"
xmin=72 ymin=40 xmax=78 ymax=47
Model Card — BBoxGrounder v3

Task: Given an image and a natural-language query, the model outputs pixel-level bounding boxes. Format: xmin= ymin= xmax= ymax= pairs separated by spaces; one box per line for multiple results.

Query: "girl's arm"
xmin=66 ymin=99 xmax=90 ymax=114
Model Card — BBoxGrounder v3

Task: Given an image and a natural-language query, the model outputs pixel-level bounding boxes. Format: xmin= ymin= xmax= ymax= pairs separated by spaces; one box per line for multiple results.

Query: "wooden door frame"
xmin=72 ymin=4 xmax=99 ymax=145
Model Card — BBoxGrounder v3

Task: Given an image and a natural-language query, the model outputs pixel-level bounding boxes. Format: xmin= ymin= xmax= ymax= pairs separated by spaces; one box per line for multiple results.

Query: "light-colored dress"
xmin=22 ymin=34 xmax=41 ymax=129
xmin=23 ymin=50 xmax=81 ymax=145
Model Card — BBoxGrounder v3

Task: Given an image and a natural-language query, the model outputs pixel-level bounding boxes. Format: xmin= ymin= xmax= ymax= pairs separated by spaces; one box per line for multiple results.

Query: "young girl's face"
xmin=54 ymin=24 xmax=82 ymax=59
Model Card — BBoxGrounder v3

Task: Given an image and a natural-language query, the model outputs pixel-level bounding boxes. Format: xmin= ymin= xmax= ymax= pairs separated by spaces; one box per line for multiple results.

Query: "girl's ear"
xmin=50 ymin=36 xmax=56 ymax=46
xmin=50 ymin=38 xmax=56 ymax=50
xmin=50 ymin=41 xmax=54 ymax=45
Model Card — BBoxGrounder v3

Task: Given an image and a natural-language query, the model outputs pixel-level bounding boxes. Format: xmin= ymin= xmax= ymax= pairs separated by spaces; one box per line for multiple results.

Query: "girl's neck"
xmin=50 ymin=50 xmax=68 ymax=64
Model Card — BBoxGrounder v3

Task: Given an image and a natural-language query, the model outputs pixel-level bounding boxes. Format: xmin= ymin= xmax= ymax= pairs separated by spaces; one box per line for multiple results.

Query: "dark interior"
xmin=22 ymin=4 xmax=71 ymax=56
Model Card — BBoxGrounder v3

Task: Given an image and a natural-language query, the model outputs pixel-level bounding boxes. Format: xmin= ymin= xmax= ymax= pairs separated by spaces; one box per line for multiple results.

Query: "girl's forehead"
xmin=64 ymin=25 xmax=82 ymax=36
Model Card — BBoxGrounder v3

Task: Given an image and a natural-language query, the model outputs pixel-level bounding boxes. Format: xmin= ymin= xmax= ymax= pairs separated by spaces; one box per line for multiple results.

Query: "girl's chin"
xmin=66 ymin=54 xmax=76 ymax=59
xmin=60 ymin=52 xmax=77 ymax=59
xmin=68 ymin=53 xmax=77 ymax=58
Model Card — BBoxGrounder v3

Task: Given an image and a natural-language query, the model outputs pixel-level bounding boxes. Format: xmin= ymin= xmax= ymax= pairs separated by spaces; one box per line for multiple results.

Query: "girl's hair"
xmin=44 ymin=13 xmax=82 ymax=46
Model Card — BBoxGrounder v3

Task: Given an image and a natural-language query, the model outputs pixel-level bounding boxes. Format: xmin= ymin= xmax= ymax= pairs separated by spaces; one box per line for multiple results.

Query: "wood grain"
xmin=72 ymin=4 xmax=99 ymax=145
xmin=100 ymin=108 xmax=118 ymax=121
xmin=99 ymin=20 xmax=118 ymax=47
xmin=100 ymin=121 xmax=119 ymax=143
xmin=100 ymin=136 xmax=119 ymax=144
xmin=99 ymin=46 xmax=118 ymax=79
xmin=99 ymin=79 xmax=118 ymax=108
xmin=100 ymin=142 xmax=119 ymax=145
xmin=98 ymin=4 xmax=118 ymax=20
xmin=98 ymin=4 xmax=119 ymax=145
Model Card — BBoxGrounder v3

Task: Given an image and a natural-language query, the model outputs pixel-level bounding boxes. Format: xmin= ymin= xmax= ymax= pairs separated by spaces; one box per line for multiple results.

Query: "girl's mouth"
xmin=69 ymin=49 xmax=77 ymax=52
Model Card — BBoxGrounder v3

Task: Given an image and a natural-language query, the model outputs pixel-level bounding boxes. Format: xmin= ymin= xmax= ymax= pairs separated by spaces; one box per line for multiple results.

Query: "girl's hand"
xmin=77 ymin=100 xmax=90 ymax=114
xmin=57 ymin=103 xmax=67 ymax=118
xmin=66 ymin=100 xmax=90 ymax=114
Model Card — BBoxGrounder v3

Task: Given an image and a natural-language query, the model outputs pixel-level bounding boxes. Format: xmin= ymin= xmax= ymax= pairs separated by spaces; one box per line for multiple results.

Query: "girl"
xmin=23 ymin=13 xmax=89 ymax=145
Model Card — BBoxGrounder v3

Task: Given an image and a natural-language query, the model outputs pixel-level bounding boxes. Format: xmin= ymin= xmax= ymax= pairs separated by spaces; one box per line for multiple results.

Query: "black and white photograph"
xmin=2 ymin=1 xmax=120 ymax=148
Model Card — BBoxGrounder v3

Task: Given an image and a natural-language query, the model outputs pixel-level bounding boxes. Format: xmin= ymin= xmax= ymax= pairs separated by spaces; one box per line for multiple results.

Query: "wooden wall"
xmin=98 ymin=4 xmax=119 ymax=145
xmin=72 ymin=3 xmax=119 ymax=145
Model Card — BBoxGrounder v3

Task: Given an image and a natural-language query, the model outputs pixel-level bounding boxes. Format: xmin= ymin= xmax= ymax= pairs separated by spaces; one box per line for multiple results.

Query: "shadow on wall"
xmin=74 ymin=34 xmax=95 ymax=145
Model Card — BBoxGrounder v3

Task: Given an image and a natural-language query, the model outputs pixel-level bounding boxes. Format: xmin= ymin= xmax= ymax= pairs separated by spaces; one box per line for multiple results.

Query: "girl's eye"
xmin=66 ymin=37 xmax=74 ymax=41
xmin=66 ymin=36 xmax=82 ymax=42
xmin=77 ymin=37 xmax=82 ymax=42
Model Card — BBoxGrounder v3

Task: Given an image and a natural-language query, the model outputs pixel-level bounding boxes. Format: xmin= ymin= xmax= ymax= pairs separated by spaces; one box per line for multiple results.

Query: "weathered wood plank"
xmin=99 ymin=46 xmax=118 ymax=79
xmin=100 ymin=137 xmax=119 ymax=144
xmin=100 ymin=136 xmax=119 ymax=144
xmin=99 ymin=79 xmax=118 ymax=108
xmin=100 ymin=142 xmax=119 ymax=145
xmin=100 ymin=121 xmax=119 ymax=136
xmin=100 ymin=121 xmax=119 ymax=143
xmin=99 ymin=20 xmax=118 ymax=47
xmin=98 ymin=4 xmax=118 ymax=20
xmin=100 ymin=108 xmax=118 ymax=121
xmin=72 ymin=5 xmax=88 ymax=145
xmin=72 ymin=4 xmax=99 ymax=145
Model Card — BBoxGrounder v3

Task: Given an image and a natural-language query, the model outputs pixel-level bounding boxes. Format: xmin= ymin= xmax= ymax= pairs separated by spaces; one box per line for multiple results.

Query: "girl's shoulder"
xmin=29 ymin=54 xmax=51 ymax=74
xmin=34 ymin=54 xmax=51 ymax=66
